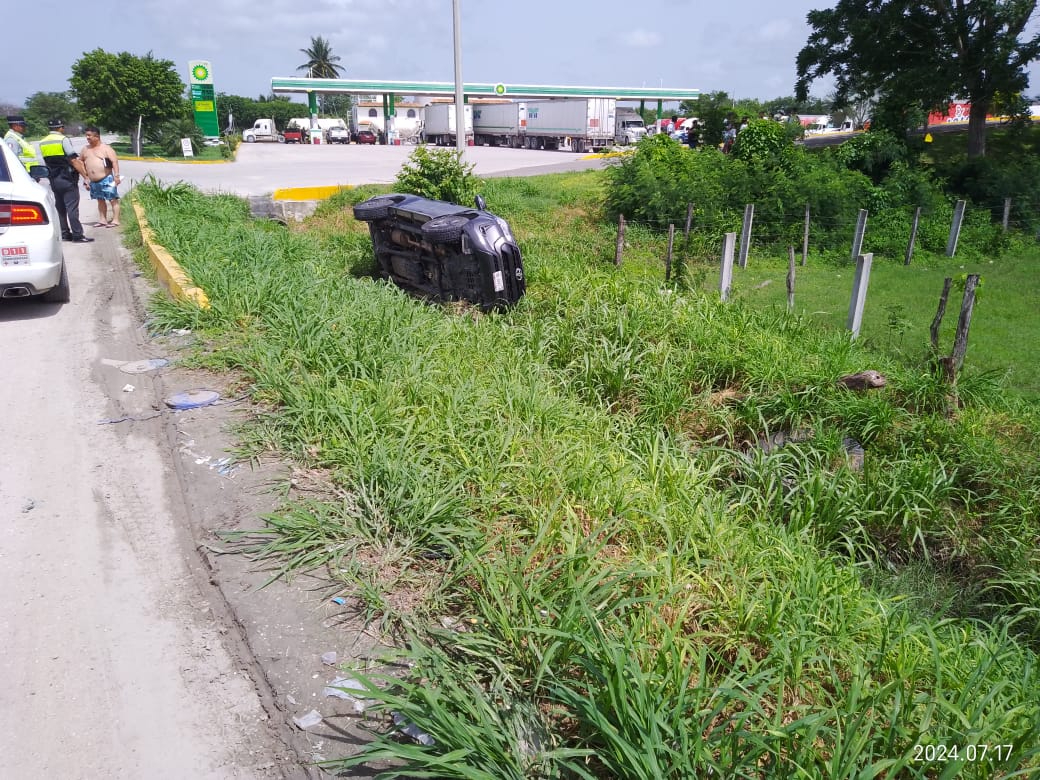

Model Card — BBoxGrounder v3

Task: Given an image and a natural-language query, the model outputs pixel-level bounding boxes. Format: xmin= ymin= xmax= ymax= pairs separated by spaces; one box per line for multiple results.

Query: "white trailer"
xmin=421 ymin=104 xmax=473 ymax=146
xmin=473 ymin=102 xmax=527 ymax=147
xmin=523 ymin=98 xmax=616 ymax=153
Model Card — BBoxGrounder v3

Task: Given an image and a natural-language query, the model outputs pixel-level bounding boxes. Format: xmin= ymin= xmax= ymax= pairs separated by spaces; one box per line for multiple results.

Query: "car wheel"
xmin=41 ymin=262 xmax=70 ymax=304
xmin=352 ymin=195 xmax=401 ymax=221
xmin=421 ymin=214 xmax=471 ymax=242
xmin=244 ymin=134 xmax=255 ymax=143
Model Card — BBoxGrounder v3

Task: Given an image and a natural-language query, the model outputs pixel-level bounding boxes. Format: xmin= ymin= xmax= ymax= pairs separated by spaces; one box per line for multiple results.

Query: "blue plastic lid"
xmin=165 ymin=389 xmax=220 ymax=409
xmin=120 ymin=358 xmax=169 ymax=374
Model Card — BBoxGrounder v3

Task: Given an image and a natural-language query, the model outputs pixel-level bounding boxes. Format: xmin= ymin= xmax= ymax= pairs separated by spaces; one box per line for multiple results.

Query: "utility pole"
xmin=452 ymin=0 xmax=466 ymax=154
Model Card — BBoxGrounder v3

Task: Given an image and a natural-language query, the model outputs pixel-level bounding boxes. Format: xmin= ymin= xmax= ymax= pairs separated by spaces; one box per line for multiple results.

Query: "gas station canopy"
xmin=270 ymin=77 xmax=699 ymax=102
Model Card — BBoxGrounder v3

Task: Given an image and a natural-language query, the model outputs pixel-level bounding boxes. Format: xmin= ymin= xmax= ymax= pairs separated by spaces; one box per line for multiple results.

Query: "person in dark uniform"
xmin=38 ymin=119 xmax=93 ymax=243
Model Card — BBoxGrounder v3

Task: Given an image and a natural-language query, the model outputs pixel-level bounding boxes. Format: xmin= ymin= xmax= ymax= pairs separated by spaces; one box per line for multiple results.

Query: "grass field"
xmin=129 ymin=170 xmax=1040 ymax=778
xmin=694 ymin=248 xmax=1040 ymax=399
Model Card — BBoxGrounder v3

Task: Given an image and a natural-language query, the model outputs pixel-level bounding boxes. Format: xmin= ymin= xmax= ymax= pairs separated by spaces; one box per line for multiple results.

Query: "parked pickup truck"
xmin=325 ymin=126 xmax=350 ymax=144
xmin=283 ymin=122 xmax=306 ymax=144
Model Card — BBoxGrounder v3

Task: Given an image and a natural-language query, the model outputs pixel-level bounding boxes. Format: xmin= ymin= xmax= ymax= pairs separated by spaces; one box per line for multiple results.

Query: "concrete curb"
xmin=131 ymin=202 xmax=210 ymax=309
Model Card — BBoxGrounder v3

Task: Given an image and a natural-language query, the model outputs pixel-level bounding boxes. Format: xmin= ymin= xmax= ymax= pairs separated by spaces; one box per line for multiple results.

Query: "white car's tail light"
xmin=0 ymin=201 xmax=49 ymax=227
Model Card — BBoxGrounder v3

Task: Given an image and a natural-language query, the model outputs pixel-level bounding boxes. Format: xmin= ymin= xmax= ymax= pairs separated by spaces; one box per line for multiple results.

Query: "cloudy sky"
xmin=2 ymin=0 xmax=1038 ymax=109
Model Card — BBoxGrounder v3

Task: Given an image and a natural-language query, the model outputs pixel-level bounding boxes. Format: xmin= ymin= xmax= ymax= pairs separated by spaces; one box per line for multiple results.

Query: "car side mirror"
xmin=474 ymin=195 xmax=486 ymax=211
xmin=29 ymin=165 xmax=50 ymax=181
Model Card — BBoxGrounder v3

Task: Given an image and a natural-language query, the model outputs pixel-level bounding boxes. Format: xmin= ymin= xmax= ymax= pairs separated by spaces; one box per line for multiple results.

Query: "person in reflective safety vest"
xmin=39 ymin=119 xmax=93 ymax=243
xmin=4 ymin=115 xmax=39 ymax=171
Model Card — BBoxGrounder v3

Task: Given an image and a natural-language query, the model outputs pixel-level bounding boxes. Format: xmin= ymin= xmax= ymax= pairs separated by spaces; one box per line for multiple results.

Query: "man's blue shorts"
xmin=88 ymin=175 xmax=119 ymax=201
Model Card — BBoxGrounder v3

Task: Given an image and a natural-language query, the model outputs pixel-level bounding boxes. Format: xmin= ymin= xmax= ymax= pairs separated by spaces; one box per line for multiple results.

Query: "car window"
xmin=0 ymin=146 xmax=12 ymax=183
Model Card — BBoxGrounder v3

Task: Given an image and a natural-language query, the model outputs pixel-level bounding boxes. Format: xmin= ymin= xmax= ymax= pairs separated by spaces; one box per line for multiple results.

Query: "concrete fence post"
xmin=846 ymin=252 xmax=874 ymax=338
xmin=946 ymin=199 xmax=966 ymax=257
xmin=720 ymin=232 xmax=736 ymax=301
xmin=850 ymin=209 xmax=868 ymax=264
xmin=738 ymin=204 xmax=754 ymax=268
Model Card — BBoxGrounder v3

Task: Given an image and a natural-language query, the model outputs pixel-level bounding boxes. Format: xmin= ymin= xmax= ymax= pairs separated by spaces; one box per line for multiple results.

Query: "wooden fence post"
xmin=720 ymin=232 xmax=736 ymax=301
xmin=850 ymin=209 xmax=868 ymax=264
xmin=1002 ymin=197 xmax=1012 ymax=233
xmin=950 ymin=274 xmax=980 ymax=372
xmin=614 ymin=213 xmax=625 ymax=267
xmin=846 ymin=252 xmax=874 ymax=338
xmin=930 ymin=277 xmax=952 ymax=351
xmin=738 ymin=204 xmax=754 ymax=268
xmin=683 ymin=203 xmax=694 ymax=241
xmin=905 ymin=206 xmax=921 ymax=266
xmin=665 ymin=223 xmax=675 ymax=282
xmin=946 ymin=199 xmax=966 ymax=257
xmin=787 ymin=246 xmax=796 ymax=312
xmin=801 ymin=203 xmax=810 ymax=266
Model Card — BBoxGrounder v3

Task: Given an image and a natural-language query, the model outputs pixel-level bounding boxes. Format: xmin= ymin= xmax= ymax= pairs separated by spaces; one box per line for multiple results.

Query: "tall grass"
xmin=130 ymin=174 xmax=1040 ymax=777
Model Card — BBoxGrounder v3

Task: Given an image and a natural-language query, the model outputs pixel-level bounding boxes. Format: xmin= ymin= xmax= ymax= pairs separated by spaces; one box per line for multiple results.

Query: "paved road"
xmin=0 ymin=228 xmax=292 ymax=778
xmin=120 ymin=142 xmax=609 ymax=197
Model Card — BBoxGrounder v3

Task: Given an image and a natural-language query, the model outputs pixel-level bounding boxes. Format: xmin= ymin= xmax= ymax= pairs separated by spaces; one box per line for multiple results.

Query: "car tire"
xmin=352 ymin=196 xmax=401 ymax=221
xmin=41 ymin=262 xmax=70 ymax=304
xmin=421 ymin=214 xmax=471 ymax=242
xmin=244 ymin=134 xmax=255 ymax=143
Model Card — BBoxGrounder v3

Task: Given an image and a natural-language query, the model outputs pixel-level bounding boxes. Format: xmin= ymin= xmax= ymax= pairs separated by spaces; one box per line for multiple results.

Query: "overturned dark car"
xmin=352 ymin=194 xmax=525 ymax=311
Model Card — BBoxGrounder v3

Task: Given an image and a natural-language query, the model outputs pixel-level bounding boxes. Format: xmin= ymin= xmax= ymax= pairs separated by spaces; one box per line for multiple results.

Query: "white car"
xmin=0 ymin=142 xmax=69 ymax=303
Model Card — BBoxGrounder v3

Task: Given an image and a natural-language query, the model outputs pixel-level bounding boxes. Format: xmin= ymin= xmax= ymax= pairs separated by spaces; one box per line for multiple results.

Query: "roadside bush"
xmin=394 ymin=145 xmax=481 ymax=205
xmin=731 ymin=118 xmax=794 ymax=169
xmin=220 ymin=132 xmax=241 ymax=160
xmin=941 ymin=154 xmax=1040 ymax=235
xmin=827 ymin=129 xmax=908 ymax=184
xmin=146 ymin=117 xmax=204 ymax=157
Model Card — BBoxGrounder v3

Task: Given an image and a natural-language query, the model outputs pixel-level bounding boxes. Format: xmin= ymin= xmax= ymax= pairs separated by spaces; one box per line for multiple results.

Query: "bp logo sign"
xmin=192 ymin=64 xmax=210 ymax=82
xmin=494 ymin=83 xmax=507 ymax=96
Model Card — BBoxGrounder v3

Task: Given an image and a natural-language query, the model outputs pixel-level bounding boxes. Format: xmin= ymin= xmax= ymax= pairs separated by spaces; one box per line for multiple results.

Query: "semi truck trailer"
xmin=519 ymin=98 xmax=616 ymax=152
xmin=473 ymin=102 xmax=527 ymax=147
xmin=421 ymin=104 xmax=473 ymax=146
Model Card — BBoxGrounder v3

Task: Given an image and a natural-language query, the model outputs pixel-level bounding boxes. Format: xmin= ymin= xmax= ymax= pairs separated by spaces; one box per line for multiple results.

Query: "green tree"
xmin=322 ymin=93 xmax=353 ymax=120
xmin=26 ymin=91 xmax=81 ymax=135
xmin=685 ymin=91 xmax=733 ymax=148
xmin=796 ymin=0 xmax=1040 ymax=157
xmin=70 ymin=50 xmax=185 ymax=151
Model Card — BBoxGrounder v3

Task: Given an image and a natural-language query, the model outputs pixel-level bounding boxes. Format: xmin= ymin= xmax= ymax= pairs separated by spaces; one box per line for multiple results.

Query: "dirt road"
xmin=0 ymin=226 xmax=294 ymax=778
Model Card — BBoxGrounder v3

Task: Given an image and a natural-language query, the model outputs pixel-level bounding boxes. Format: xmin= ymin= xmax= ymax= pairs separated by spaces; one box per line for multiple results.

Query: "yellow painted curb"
xmin=131 ymin=202 xmax=210 ymax=309
xmin=272 ymin=185 xmax=353 ymax=201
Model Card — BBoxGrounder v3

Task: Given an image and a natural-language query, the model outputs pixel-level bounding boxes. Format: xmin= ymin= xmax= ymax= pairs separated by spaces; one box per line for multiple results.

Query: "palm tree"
xmin=298 ymin=36 xmax=344 ymax=80
xmin=298 ymin=36 xmax=344 ymax=114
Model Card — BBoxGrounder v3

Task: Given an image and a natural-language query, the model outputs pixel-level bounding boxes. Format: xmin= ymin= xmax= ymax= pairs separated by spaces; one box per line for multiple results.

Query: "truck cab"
xmin=242 ymin=119 xmax=283 ymax=143
xmin=615 ymin=108 xmax=647 ymax=145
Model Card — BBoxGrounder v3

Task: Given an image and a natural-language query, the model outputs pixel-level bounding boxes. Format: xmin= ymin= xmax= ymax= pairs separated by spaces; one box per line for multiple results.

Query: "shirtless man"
xmin=79 ymin=126 xmax=123 ymax=226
